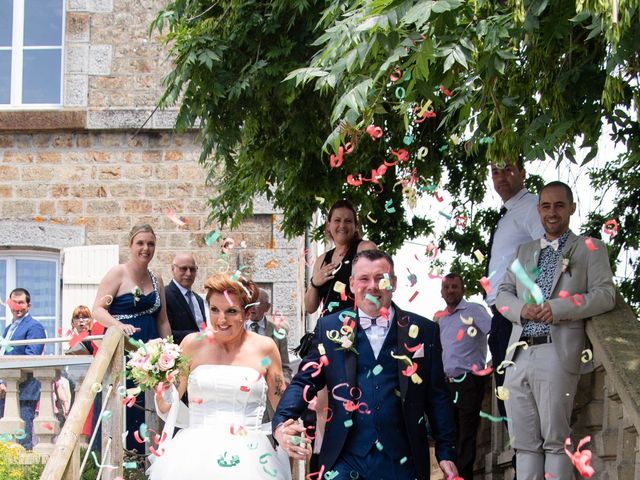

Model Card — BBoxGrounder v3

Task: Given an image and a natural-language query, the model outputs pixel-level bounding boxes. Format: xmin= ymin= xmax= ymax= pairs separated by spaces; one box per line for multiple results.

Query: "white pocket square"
xmin=412 ymin=344 xmax=425 ymax=359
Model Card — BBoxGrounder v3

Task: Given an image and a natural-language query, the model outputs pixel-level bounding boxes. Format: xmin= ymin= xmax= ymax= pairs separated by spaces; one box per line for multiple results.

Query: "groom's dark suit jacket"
xmin=165 ymin=280 xmax=206 ymax=345
xmin=273 ymin=304 xmax=456 ymax=479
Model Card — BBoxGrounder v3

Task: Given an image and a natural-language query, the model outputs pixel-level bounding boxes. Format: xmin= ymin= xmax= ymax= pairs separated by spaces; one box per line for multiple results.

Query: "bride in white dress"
xmin=148 ymin=273 xmax=309 ymax=479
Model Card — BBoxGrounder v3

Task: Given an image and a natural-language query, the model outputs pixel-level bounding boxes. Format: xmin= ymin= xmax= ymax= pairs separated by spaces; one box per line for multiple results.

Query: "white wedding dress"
xmin=147 ymin=364 xmax=291 ymax=479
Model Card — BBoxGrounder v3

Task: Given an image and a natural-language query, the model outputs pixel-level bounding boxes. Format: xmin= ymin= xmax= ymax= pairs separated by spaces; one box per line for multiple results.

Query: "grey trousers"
xmin=504 ymin=343 xmax=580 ymax=480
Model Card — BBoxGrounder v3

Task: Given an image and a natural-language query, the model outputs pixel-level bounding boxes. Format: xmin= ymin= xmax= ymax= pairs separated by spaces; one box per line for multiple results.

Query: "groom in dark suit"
xmin=165 ymin=253 xmax=206 ymax=344
xmin=273 ymin=249 xmax=458 ymax=479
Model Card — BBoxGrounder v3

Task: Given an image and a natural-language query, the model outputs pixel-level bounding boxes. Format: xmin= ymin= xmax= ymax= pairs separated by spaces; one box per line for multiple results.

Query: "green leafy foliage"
xmin=152 ymin=0 xmax=639 ymax=306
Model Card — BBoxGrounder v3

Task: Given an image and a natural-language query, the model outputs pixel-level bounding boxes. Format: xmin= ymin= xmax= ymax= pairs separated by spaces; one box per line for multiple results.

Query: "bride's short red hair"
xmin=203 ymin=272 xmax=259 ymax=308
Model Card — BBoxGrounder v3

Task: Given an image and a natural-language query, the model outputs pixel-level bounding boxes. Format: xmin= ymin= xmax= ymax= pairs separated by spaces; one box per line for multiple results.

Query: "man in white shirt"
xmin=486 ymin=159 xmax=544 ymax=418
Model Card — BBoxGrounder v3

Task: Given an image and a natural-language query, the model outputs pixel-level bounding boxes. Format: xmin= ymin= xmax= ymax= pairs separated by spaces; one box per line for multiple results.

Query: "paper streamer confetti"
xmin=564 ymin=436 xmax=595 ymax=478
xmin=509 ymin=259 xmax=544 ymax=304
xmin=479 ymin=410 xmax=511 ymax=422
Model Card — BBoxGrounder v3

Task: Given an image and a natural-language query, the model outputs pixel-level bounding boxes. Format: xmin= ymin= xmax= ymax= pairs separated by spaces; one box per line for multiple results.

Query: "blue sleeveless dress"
xmin=108 ymin=270 xmax=161 ymax=342
xmin=108 ymin=269 xmax=162 ymax=454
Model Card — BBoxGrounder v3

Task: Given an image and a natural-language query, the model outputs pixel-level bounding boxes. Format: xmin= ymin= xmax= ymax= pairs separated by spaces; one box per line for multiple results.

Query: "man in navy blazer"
xmin=165 ymin=253 xmax=206 ymax=345
xmin=0 ymin=288 xmax=46 ymax=449
xmin=273 ymin=250 xmax=458 ymax=479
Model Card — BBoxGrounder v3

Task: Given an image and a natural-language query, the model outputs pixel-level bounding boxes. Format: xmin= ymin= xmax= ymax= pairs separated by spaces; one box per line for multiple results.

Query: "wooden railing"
xmin=477 ymin=292 xmax=640 ymax=479
xmin=41 ymin=328 xmax=126 ymax=480
xmin=0 ymin=329 xmax=128 ymax=480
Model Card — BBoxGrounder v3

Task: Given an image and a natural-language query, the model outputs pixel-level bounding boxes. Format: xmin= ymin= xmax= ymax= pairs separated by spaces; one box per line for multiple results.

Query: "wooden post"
xmin=61 ymin=442 xmax=80 ymax=480
xmin=101 ymin=332 xmax=124 ymax=480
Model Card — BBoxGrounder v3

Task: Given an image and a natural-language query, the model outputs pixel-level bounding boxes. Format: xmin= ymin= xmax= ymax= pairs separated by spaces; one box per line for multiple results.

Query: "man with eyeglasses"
xmin=165 ymin=253 xmax=206 ymax=344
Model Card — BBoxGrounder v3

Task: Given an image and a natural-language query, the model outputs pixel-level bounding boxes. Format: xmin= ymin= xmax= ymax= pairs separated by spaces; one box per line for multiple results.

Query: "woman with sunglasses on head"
xmin=149 ymin=272 xmax=303 ymax=479
xmin=92 ymin=224 xmax=171 ymax=456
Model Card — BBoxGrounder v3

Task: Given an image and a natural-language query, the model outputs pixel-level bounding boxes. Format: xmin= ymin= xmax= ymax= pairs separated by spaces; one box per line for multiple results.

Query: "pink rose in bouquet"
xmin=126 ymin=336 xmax=187 ymax=392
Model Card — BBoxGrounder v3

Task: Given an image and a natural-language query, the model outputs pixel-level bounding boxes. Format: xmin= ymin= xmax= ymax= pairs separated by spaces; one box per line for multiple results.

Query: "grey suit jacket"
xmin=496 ymin=231 xmax=616 ymax=374
xmin=264 ymin=319 xmax=292 ymax=383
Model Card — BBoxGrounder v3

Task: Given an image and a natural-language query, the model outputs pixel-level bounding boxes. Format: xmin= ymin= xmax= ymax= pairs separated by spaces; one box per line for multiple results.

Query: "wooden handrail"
xmin=40 ymin=328 xmax=125 ymax=480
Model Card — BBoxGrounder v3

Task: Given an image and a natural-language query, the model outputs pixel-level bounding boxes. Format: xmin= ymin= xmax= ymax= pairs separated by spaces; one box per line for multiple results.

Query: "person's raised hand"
xmin=312 ymin=263 xmax=337 ymax=287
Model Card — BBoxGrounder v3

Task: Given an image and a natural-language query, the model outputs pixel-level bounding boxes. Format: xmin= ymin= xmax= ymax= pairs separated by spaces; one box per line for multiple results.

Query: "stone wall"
xmin=0 ymin=0 xmax=307 ymax=343
xmin=0 ymin=0 xmax=307 ymax=344
xmin=65 ymin=0 xmax=172 ymax=111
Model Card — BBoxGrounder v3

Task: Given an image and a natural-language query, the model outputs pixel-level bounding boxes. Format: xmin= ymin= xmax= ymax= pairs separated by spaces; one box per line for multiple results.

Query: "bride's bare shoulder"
xmin=180 ymin=332 xmax=207 ymax=355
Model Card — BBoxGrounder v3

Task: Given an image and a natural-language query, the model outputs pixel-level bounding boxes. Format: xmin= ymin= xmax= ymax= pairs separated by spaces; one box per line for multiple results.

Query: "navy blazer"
xmin=165 ymin=280 xmax=206 ymax=345
xmin=273 ymin=304 xmax=456 ymax=479
xmin=2 ymin=314 xmax=46 ymax=401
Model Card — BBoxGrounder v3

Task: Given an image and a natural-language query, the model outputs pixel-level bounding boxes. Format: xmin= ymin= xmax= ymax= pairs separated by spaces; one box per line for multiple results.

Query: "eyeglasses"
xmin=173 ymin=265 xmax=198 ymax=273
xmin=73 ymin=317 xmax=91 ymax=322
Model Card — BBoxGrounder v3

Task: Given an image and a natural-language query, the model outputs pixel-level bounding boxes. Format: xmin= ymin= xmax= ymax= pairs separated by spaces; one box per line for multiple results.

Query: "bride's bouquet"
xmin=126 ymin=336 xmax=188 ymax=392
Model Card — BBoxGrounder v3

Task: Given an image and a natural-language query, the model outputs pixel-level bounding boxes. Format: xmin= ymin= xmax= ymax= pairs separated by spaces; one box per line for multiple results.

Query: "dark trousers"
xmin=447 ymin=374 xmax=486 ymax=480
xmin=0 ymin=398 xmax=37 ymax=450
xmin=488 ymin=309 xmax=512 ymax=418
xmin=331 ymin=444 xmax=417 ymax=479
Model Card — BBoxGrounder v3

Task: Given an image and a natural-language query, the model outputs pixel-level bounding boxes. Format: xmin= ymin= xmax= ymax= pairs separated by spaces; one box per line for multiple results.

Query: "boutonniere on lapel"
xmin=561 ymin=246 xmax=576 ymax=276
xmin=326 ymin=314 xmax=359 ymax=354
xmin=131 ymin=286 xmax=143 ymax=305
xmin=391 ymin=351 xmax=423 ymax=384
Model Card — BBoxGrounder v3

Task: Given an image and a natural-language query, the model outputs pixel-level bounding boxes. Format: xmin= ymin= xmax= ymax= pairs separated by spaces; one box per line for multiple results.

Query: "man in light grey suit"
xmin=496 ymin=181 xmax=615 ymax=480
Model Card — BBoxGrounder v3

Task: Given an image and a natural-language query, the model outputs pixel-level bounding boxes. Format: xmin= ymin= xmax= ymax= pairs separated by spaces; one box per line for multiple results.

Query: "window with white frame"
xmin=0 ymin=0 xmax=65 ymax=106
xmin=0 ymin=252 xmax=60 ymax=354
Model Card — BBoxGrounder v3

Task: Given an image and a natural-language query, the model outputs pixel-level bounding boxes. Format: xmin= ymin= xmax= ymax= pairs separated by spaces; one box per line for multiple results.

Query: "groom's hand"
xmin=439 ymin=460 xmax=459 ymax=479
xmin=274 ymin=419 xmax=311 ymax=460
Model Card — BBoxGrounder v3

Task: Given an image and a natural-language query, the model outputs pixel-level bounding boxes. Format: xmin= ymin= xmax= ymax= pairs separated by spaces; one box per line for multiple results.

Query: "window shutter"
xmin=61 ymin=245 xmax=119 ymax=335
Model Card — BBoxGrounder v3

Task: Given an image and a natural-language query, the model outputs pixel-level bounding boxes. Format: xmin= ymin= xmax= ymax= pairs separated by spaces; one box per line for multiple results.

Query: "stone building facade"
xmin=0 ymin=0 xmax=305 ymax=349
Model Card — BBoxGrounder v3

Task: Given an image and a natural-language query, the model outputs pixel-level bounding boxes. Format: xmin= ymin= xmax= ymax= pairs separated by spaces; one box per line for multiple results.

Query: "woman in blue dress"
xmin=92 ymin=224 xmax=171 ymax=456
